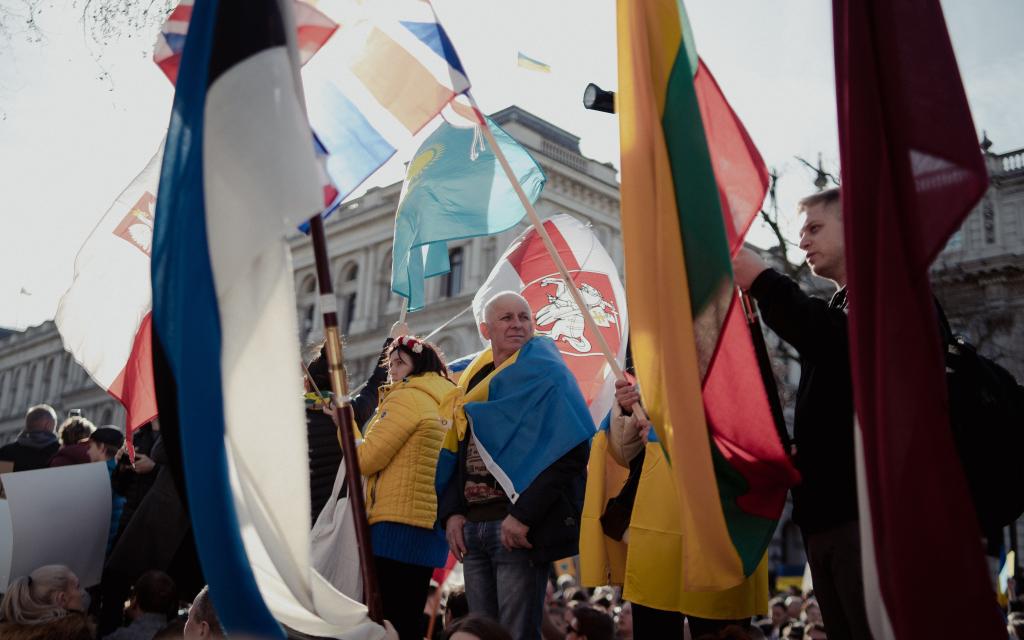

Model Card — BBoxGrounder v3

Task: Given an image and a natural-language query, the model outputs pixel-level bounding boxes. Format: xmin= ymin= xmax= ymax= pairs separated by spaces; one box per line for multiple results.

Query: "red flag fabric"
xmin=833 ymin=1 xmax=1002 ymax=637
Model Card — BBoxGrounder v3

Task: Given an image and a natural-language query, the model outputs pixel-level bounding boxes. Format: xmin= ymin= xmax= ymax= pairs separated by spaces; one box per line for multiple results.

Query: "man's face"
xmin=184 ymin=603 xmax=208 ymax=640
xmin=480 ymin=295 xmax=534 ymax=357
xmin=799 ymin=201 xmax=846 ymax=284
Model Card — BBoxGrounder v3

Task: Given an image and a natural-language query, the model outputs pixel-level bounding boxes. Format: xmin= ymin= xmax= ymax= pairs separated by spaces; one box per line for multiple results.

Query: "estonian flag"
xmin=150 ymin=0 xmax=360 ymax=638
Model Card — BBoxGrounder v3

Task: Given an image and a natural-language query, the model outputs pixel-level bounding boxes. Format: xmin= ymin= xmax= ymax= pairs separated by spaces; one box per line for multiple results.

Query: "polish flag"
xmin=472 ymin=214 xmax=629 ymax=426
xmin=55 ymin=146 xmax=163 ymax=443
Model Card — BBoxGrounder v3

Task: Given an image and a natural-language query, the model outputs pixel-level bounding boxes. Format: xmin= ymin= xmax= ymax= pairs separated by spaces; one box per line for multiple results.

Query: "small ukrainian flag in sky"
xmin=516 ymin=51 xmax=551 ymax=73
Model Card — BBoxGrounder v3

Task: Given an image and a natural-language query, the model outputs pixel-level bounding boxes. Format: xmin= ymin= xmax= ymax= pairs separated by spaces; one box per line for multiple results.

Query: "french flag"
xmin=151 ymin=0 xmax=377 ymax=638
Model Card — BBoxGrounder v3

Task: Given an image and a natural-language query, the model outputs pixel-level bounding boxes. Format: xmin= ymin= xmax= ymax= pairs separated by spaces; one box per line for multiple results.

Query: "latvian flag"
xmin=151 ymin=0 xmax=378 ymax=638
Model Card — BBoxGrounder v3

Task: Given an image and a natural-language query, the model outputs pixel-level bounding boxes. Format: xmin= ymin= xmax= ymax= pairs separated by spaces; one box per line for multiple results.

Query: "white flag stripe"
xmin=55 ymin=144 xmax=161 ymax=389
xmin=202 ymin=31 xmax=375 ymax=635
xmin=854 ymin=419 xmax=897 ymax=640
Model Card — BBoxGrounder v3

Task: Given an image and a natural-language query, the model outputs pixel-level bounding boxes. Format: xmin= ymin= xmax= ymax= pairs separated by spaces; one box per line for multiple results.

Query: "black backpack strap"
xmin=933 ymin=295 xmax=955 ymax=348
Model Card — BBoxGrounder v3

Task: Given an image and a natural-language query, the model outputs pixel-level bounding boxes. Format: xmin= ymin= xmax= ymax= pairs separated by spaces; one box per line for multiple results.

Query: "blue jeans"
xmin=462 ymin=519 xmax=548 ymax=640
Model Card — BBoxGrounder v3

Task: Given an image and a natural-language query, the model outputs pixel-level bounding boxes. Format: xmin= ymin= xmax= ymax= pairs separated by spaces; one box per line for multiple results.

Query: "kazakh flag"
xmin=391 ymin=117 xmax=546 ymax=311
xmin=617 ymin=0 xmax=799 ymax=590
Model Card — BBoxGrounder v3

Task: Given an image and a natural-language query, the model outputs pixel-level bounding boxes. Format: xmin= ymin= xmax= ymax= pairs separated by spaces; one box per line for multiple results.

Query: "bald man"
xmin=439 ymin=292 xmax=592 ymax=640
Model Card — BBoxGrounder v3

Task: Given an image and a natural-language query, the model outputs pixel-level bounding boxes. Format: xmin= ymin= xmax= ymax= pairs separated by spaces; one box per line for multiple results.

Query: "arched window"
xmin=23 ymin=363 xmax=37 ymax=408
xmin=13 ymin=367 xmax=27 ymax=413
xmin=0 ymin=370 xmax=11 ymax=416
xmin=43 ymin=357 xmax=56 ymax=400
xmin=337 ymin=262 xmax=359 ymax=335
xmin=297 ymin=274 xmax=318 ymax=343
xmin=378 ymin=249 xmax=401 ymax=316
xmin=441 ymin=247 xmax=465 ymax=299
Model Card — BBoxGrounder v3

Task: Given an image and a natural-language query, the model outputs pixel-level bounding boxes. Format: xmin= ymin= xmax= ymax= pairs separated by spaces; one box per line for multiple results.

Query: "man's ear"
xmin=199 ymin=621 xmax=211 ymax=638
xmin=479 ymin=321 xmax=491 ymax=342
xmin=53 ymin=590 xmax=67 ymax=607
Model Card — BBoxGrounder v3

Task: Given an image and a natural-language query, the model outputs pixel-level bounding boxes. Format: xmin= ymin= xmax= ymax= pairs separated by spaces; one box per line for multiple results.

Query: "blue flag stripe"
xmin=399 ymin=20 xmax=467 ymax=76
xmin=152 ymin=0 xmax=282 ymax=636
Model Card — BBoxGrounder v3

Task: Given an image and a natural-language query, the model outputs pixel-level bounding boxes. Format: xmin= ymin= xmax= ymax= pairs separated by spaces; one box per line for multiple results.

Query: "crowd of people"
xmin=1 ymin=186 xmax=1020 ymax=639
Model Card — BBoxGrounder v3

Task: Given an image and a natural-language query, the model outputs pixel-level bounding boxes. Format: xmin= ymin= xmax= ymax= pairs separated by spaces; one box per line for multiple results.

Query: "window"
xmin=297 ymin=274 xmax=318 ymax=342
xmin=983 ymin=199 xmax=996 ymax=244
xmin=337 ymin=262 xmax=359 ymax=334
xmin=378 ymin=249 xmax=401 ymax=315
xmin=0 ymin=371 xmax=10 ymax=415
xmin=442 ymin=247 xmax=464 ymax=298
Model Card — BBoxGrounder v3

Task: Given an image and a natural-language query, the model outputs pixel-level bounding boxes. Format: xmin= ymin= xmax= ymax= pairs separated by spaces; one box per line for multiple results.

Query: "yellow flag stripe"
xmin=616 ymin=0 xmax=744 ymax=590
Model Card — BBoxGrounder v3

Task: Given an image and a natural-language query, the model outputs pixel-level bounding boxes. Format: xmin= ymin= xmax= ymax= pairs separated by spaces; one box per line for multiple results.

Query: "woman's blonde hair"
xmin=0 ymin=565 xmax=76 ymax=624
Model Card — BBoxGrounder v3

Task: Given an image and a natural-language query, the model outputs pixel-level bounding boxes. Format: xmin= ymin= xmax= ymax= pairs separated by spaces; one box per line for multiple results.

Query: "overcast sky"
xmin=1 ymin=0 xmax=1021 ymax=330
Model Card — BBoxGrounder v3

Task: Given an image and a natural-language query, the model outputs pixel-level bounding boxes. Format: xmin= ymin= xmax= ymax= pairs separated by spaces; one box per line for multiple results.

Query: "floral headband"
xmin=396 ymin=335 xmax=424 ymax=354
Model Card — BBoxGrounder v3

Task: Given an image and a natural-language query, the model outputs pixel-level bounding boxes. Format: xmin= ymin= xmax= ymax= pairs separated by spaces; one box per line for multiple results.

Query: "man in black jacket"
xmin=0 ymin=404 xmax=59 ymax=471
xmin=439 ymin=292 xmax=589 ymax=640
xmin=733 ymin=188 xmax=872 ymax=640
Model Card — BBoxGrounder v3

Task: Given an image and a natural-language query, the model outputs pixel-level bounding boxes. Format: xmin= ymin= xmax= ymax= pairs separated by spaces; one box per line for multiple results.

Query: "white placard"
xmin=2 ymin=462 xmax=111 ymax=589
xmin=0 ymin=500 xmax=12 ymax=589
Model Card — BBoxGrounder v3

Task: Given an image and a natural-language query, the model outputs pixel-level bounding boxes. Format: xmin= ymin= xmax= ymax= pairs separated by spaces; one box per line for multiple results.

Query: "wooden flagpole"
xmin=308 ymin=215 xmax=383 ymax=623
xmin=465 ymin=93 xmax=647 ymax=421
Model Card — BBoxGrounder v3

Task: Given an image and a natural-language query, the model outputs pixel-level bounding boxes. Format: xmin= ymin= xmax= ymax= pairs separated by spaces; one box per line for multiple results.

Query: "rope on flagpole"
xmin=464 ymin=91 xmax=647 ymax=423
xmin=423 ymin=303 xmax=474 ymax=342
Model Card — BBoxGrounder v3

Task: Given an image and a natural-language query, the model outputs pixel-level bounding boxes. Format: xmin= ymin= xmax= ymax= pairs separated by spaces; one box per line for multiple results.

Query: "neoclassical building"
xmin=1 ymin=114 xmax=1019 ymax=585
xmin=287 ymin=106 xmax=622 ymax=385
xmin=0 ymin=106 xmax=622 ymax=443
xmin=931 ymin=139 xmax=1024 ymax=381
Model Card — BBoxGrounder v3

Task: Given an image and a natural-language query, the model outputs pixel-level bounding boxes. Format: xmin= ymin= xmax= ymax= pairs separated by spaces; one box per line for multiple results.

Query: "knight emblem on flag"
xmin=534 ymin=276 xmax=620 ymax=354
xmin=473 ymin=214 xmax=629 ymax=426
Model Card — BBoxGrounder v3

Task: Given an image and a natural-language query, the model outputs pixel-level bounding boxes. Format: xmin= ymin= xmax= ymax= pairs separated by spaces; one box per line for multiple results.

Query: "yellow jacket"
xmin=358 ymin=372 xmax=454 ymax=528
xmin=580 ymin=405 xmax=768 ymax=620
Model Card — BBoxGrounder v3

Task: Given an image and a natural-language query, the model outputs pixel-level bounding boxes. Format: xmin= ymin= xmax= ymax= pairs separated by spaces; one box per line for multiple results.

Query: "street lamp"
xmin=583 ymin=83 xmax=615 ymax=114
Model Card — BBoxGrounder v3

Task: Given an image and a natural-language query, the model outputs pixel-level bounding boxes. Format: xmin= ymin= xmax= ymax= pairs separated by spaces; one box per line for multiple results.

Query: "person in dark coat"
xmin=111 ymin=422 xmax=162 ymax=542
xmin=49 ymin=416 xmax=96 ymax=468
xmin=99 ymin=435 xmax=203 ymax=637
xmin=304 ymin=321 xmax=404 ymax=522
xmin=0 ymin=404 xmax=60 ymax=471
xmin=439 ymin=293 xmax=590 ymax=640
xmin=733 ymin=187 xmax=872 ymax=640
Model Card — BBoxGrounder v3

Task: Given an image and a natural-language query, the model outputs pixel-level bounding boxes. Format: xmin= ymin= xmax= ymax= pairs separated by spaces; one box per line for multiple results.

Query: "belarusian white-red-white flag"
xmin=55 ymin=146 xmax=163 ymax=441
xmin=472 ymin=214 xmax=628 ymax=426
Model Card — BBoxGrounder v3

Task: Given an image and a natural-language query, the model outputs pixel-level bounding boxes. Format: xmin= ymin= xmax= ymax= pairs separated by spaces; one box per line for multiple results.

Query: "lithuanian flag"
xmin=617 ymin=0 xmax=800 ymax=590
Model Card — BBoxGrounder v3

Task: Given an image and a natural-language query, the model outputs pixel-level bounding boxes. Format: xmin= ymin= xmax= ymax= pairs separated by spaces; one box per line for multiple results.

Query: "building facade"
xmin=0 ymin=106 xmax=621 ymax=444
xmin=287 ymin=106 xmax=622 ymax=385
xmin=2 ymin=111 xmax=1019 ymax=585
xmin=931 ymin=141 xmax=1024 ymax=381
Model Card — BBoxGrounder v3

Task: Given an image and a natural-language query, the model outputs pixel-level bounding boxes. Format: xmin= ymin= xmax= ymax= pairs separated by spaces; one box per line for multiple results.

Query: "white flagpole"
xmin=465 ymin=92 xmax=646 ymax=421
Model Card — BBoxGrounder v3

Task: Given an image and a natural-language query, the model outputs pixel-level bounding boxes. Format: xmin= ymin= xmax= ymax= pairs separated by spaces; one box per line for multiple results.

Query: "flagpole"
xmin=740 ymin=291 xmax=791 ymax=451
xmin=308 ymin=215 xmax=383 ymax=623
xmin=465 ymin=93 xmax=646 ymax=420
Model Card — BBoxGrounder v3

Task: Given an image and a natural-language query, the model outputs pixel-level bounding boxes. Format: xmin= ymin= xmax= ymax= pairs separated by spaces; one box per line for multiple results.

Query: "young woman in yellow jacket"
xmin=357 ymin=335 xmax=454 ymax=640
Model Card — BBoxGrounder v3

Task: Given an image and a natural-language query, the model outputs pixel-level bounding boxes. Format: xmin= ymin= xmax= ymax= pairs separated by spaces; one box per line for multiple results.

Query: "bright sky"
xmin=1 ymin=0 xmax=1022 ymax=330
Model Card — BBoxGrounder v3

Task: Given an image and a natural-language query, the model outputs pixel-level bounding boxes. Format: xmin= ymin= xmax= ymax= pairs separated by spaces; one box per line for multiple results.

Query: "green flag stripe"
xmin=676 ymin=0 xmax=699 ymax=77
xmin=709 ymin=436 xmax=777 ymax=575
xmin=661 ymin=43 xmax=733 ymax=317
